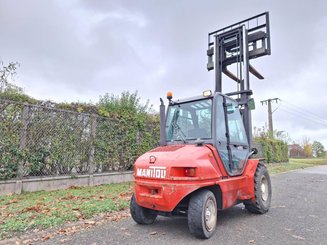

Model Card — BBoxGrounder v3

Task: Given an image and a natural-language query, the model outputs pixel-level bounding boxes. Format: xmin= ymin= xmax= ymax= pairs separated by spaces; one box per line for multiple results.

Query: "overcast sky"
xmin=0 ymin=0 xmax=327 ymax=147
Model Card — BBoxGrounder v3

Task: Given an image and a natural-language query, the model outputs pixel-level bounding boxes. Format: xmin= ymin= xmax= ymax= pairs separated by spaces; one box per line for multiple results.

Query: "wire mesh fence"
xmin=0 ymin=99 xmax=159 ymax=180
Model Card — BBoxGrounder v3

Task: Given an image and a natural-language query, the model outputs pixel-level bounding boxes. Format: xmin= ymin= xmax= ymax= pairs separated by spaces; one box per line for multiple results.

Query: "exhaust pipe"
xmin=159 ymin=98 xmax=166 ymax=146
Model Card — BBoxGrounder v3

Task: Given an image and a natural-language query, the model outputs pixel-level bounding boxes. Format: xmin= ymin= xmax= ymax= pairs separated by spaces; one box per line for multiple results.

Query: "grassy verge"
xmin=0 ymin=182 xmax=133 ymax=240
xmin=267 ymin=158 xmax=327 ymax=175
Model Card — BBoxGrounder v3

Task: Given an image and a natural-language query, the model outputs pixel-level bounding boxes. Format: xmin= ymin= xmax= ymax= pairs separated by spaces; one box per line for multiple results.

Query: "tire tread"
xmin=188 ymin=190 xmax=217 ymax=239
xmin=130 ymin=194 xmax=157 ymax=225
xmin=244 ymin=162 xmax=272 ymax=214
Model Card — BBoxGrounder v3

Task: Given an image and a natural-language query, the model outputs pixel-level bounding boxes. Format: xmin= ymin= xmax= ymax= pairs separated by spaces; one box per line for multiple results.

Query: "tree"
xmin=96 ymin=91 xmax=158 ymax=171
xmin=312 ymin=141 xmax=326 ymax=158
xmin=301 ymin=137 xmax=313 ymax=158
xmin=98 ymin=91 xmax=151 ymax=117
xmin=274 ymin=130 xmax=292 ymax=143
xmin=0 ymin=61 xmax=37 ymax=103
xmin=0 ymin=61 xmax=21 ymax=93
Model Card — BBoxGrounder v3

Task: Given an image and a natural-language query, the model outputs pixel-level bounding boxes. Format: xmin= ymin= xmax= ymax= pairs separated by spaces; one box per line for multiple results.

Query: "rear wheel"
xmin=188 ymin=190 xmax=217 ymax=239
xmin=244 ymin=163 xmax=272 ymax=214
xmin=130 ymin=194 xmax=157 ymax=225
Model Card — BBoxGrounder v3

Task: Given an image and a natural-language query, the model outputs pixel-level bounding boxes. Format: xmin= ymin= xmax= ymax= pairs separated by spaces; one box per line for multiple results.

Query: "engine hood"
xmin=134 ymin=144 xmax=221 ymax=180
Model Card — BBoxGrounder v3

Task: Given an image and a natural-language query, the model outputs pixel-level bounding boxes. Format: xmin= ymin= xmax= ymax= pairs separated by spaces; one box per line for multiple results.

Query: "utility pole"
xmin=260 ymin=98 xmax=279 ymax=135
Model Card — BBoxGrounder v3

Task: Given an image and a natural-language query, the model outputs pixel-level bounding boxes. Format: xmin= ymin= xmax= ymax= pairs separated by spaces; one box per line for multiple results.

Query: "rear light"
xmin=170 ymin=167 xmax=182 ymax=177
xmin=184 ymin=167 xmax=196 ymax=177
xmin=170 ymin=167 xmax=197 ymax=177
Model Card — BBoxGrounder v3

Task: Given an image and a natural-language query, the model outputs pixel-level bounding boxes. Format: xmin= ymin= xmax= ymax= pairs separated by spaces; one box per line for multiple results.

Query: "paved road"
xmin=43 ymin=165 xmax=327 ymax=245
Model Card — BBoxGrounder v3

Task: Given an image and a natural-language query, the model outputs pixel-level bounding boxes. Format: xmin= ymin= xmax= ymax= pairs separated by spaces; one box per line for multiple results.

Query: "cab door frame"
xmin=213 ymin=93 xmax=250 ymax=176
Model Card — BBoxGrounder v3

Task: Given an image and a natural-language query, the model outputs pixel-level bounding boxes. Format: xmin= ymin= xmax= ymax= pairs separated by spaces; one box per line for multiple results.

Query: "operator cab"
xmin=164 ymin=92 xmax=250 ymax=176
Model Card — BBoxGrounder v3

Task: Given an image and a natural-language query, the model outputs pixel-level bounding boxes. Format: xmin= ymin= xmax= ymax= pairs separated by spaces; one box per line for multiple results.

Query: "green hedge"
xmin=254 ymin=137 xmax=289 ymax=163
xmin=0 ymin=91 xmax=160 ymax=180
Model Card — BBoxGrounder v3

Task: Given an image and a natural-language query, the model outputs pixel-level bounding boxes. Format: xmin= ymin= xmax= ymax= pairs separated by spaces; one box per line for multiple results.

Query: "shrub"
xmin=254 ymin=136 xmax=288 ymax=163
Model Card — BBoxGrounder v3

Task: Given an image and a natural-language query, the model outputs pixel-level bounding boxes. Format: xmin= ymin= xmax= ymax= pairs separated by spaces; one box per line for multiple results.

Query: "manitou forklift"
xmin=130 ymin=12 xmax=272 ymax=239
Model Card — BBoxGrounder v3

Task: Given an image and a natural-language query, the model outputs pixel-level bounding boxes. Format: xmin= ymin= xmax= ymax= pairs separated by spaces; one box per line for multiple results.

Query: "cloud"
xmin=0 ymin=0 xmax=326 ymax=147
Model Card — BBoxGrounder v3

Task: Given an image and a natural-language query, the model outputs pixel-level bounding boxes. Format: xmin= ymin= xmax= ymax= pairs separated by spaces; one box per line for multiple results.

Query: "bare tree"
xmin=0 ymin=61 xmax=21 ymax=93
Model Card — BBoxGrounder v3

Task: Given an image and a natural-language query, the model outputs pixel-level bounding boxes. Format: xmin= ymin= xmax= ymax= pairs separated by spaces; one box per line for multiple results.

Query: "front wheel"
xmin=244 ymin=162 xmax=272 ymax=214
xmin=130 ymin=194 xmax=157 ymax=225
xmin=188 ymin=190 xmax=217 ymax=239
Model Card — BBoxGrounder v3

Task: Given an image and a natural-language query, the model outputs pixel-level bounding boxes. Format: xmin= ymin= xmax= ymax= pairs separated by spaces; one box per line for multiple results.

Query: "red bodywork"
xmin=134 ymin=144 xmax=260 ymax=212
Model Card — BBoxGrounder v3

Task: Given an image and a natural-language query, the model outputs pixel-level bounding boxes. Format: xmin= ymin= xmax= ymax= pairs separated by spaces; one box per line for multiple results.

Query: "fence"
xmin=0 ymin=99 xmax=160 ymax=181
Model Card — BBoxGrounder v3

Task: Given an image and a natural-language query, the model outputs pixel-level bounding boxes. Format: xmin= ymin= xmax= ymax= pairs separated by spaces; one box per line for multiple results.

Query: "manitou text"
xmin=136 ymin=166 xmax=167 ymax=179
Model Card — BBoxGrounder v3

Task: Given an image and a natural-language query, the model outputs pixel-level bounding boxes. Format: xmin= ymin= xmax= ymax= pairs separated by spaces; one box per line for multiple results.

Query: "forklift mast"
xmin=207 ymin=12 xmax=271 ymax=146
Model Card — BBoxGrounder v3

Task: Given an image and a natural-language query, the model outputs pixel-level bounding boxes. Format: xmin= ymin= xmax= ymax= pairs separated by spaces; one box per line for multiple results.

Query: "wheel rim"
xmin=204 ymin=197 xmax=217 ymax=232
xmin=260 ymin=175 xmax=269 ymax=202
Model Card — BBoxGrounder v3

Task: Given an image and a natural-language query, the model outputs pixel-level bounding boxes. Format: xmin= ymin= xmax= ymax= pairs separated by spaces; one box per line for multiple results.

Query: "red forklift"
xmin=130 ymin=12 xmax=272 ymax=239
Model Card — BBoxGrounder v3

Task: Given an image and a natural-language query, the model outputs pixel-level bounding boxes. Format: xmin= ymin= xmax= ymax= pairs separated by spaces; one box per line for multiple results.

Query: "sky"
xmin=0 ymin=0 xmax=327 ymax=147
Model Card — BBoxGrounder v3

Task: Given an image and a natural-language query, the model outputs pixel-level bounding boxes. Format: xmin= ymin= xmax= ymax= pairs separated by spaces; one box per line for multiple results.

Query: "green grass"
xmin=0 ymin=182 xmax=133 ymax=239
xmin=267 ymin=158 xmax=327 ymax=175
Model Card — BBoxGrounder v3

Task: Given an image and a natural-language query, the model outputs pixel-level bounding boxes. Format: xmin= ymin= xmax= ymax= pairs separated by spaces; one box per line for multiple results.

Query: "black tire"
xmin=130 ymin=194 xmax=157 ymax=225
xmin=244 ymin=162 xmax=272 ymax=214
xmin=188 ymin=190 xmax=217 ymax=239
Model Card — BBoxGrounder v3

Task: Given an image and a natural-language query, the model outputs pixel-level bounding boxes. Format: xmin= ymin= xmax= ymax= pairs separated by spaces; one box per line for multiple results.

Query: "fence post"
xmin=16 ymin=103 xmax=29 ymax=193
xmin=88 ymin=115 xmax=97 ymax=186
